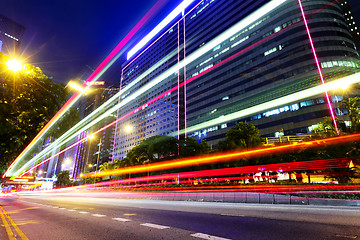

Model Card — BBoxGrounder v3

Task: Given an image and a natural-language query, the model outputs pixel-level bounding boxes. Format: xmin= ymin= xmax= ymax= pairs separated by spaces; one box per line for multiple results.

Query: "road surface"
xmin=0 ymin=195 xmax=359 ymax=240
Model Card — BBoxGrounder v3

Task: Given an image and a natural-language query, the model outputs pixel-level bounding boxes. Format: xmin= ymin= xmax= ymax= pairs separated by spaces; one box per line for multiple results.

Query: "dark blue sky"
xmin=1 ymin=0 xmax=359 ymax=85
xmin=0 ymin=0 xmax=161 ymax=85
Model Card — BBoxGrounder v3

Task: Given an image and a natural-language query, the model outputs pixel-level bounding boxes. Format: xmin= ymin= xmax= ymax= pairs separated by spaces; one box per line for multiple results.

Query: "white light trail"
xmin=174 ymin=72 xmax=360 ymax=136
xmin=127 ymin=0 xmax=194 ymax=60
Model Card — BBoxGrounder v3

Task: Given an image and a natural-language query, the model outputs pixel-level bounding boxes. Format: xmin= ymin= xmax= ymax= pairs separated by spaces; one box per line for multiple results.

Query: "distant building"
xmin=71 ymin=81 xmax=119 ymax=178
xmin=0 ymin=14 xmax=25 ymax=54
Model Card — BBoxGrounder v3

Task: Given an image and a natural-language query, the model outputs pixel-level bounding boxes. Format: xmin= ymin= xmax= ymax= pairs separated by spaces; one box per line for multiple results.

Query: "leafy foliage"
xmin=0 ymin=52 xmax=69 ymax=172
xmin=340 ymin=97 xmax=360 ymax=132
xmin=55 ymin=170 xmax=72 ymax=187
xmin=217 ymin=121 xmax=263 ymax=151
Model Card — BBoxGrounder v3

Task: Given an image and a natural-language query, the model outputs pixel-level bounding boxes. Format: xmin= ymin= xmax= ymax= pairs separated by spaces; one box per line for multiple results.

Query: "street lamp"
xmin=65 ymin=158 xmax=71 ymax=165
xmin=94 ymin=137 xmax=102 ymax=186
xmin=68 ymin=81 xmax=85 ymax=93
xmin=124 ymin=125 xmax=133 ymax=133
xmin=6 ymin=59 xmax=23 ymax=72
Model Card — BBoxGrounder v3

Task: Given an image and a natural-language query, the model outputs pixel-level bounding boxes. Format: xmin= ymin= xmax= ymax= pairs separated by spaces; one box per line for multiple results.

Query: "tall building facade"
xmin=113 ymin=0 xmax=360 ymax=159
xmin=339 ymin=0 xmax=360 ymax=50
xmin=0 ymin=14 xmax=25 ymax=54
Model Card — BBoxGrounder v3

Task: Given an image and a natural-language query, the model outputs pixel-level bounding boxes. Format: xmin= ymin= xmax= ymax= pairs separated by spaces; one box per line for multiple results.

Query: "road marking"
xmin=78 ymin=211 xmax=89 ymax=214
xmin=68 ymin=209 xmax=76 ymax=212
xmin=59 ymin=208 xmax=66 ymax=210
xmin=52 ymin=206 xmax=59 ymax=209
xmin=0 ymin=206 xmax=16 ymax=240
xmin=0 ymin=206 xmax=29 ymax=240
xmin=140 ymin=223 xmax=170 ymax=229
xmin=92 ymin=214 xmax=106 ymax=217
xmin=191 ymin=233 xmax=231 ymax=240
xmin=113 ymin=217 xmax=131 ymax=222
xmin=124 ymin=213 xmax=136 ymax=216
xmin=220 ymin=213 xmax=245 ymax=217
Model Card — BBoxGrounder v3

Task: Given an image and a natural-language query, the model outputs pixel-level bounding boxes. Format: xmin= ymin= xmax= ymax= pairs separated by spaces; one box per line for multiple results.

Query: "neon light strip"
xmin=4 ymin=0 xmax=169 ymax=177
xmin=127 ymin=0 xmax=194 ymax=60
xmin=183 ymin=13 xmax=187 ymax=138
xmin=178 ymin=22 xmax=181 ymax=139
xmin=298 ymin=0 xmax=339 ymax=135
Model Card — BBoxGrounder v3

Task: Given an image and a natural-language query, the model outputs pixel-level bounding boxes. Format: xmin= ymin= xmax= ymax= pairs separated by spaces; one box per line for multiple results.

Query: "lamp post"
xmin=94 ymin=137 xmax=102 ymax=187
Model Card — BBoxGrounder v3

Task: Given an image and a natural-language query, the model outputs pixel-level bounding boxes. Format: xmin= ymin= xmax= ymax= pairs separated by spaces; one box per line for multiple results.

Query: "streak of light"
xmin=127 ymin=0 xmax=194 ymax=59
xmin=81 ymin=134 xmax=360 ymax=179
xmin=81 ymin=158 xmax=354 ymax=187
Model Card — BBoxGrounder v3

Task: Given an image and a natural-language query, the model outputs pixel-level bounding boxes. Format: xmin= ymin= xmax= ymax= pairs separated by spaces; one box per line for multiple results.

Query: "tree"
xmin=340 ymin=97 xmax=360 ymax=132
xmin=99 ymin=161 xmax=114 ymax=171
xmin=0 ymin=52 xmax=69 ymax=172
xmin=217 ymin=121 xmax=262 ymax=151
xmin=55 ymin=170 xmax=72 ymax=187
xmin=126 ymin=135 xmax=178 ymax=165
xmin=312 ymin=116 xmax=341 ymax=138
xmin=179 ymin=137 xmax=210 ymax=157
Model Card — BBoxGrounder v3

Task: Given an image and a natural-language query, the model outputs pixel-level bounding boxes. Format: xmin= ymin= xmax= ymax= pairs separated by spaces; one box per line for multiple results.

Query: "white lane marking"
xmin=220 ymin=213 xmax=245 ymax=217
xmin=52 ymin=206 xmax=59 ymax=209
xmin=68 ymin=209 xmax=76 ymax=212
xmin=59 ymin=208 xmax=66 ymax=210
xmin=78 ymin=211 xmax=89 ymax=214
xmin=92 ymin=214 xmax=106 ymax=217
xmin=191 ymin=233 xmax=231 ymax=240
xmin=140 ymin=223 xmax=170 ymax=229
xmin=112 ymin=218 xmax=131 ymax=222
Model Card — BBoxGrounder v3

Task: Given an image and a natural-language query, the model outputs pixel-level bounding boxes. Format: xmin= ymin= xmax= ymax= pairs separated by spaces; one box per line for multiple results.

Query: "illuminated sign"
xmin=127 ymin=0 xmax=194 ymax=60
xmin=86 ymin=81 xmax=105 ymax=86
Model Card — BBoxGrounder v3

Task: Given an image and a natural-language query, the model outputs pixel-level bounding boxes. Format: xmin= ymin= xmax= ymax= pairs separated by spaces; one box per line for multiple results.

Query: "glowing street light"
xmin=6 ymin=59 xmax=23 ymax=72
xmin=65 ymin=158 xmax=71 ymax=165
xmin=68 ymin=81 xmax=85 ymax=93
xmin=124 ymin=125 xmax=133 ymax=133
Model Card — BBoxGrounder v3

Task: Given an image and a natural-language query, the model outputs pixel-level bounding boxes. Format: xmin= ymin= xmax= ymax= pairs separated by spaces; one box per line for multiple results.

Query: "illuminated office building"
xmin=113 ymin=0 xmax=360 ymax=158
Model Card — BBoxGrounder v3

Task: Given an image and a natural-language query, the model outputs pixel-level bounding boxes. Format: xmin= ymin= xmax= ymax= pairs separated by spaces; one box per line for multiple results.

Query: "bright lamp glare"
xmin=7 ymin=59 xmax=22 ymax=72
xmin=68 ymin=82 xmax=85 ymax=93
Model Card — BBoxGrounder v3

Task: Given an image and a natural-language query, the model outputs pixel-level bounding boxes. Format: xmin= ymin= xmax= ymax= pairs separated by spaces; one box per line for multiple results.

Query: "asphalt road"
xmin=0 ymin=195 xmax=359 ymax=240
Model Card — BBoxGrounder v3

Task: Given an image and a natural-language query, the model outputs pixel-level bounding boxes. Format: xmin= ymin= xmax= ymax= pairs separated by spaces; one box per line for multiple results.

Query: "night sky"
xmin=1 ymin=0 xmax=360 ymax=86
